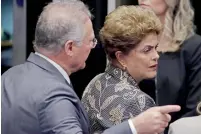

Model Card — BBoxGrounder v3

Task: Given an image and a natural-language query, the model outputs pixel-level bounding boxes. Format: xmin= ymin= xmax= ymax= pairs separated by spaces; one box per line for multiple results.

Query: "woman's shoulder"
xmin=82 ymin=73 xmax=105 ymax=98
xmin=182 ymin=34 xmax=201 ymax=52
xmin=181 ymin=34 xmax=201 ymax=63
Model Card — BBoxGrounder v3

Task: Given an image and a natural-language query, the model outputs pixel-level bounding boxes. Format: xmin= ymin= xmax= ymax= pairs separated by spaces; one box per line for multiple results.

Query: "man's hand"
xmin=132 ymin=105 xmax=181 ymax=134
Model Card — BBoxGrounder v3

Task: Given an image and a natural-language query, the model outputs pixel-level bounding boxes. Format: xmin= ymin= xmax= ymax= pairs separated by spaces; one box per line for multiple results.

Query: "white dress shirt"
xmin=128 ymin=119 xmax=138 ymax=134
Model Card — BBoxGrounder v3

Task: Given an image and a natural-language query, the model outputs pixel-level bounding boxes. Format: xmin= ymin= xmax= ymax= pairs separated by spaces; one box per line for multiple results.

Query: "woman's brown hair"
xmin=99 ymin=5 xmax=162 ymax=60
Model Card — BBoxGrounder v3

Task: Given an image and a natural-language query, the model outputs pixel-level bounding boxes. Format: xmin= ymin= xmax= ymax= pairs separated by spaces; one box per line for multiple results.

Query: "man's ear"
xmin=64 ymin=40 xmax=74 ymax=56
xmin=115 ymin=51 xmax=127 ymax=68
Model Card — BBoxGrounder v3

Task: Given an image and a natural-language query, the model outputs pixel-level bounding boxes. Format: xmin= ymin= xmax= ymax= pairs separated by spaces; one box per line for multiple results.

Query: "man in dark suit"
xmin=1 ymin=1 xmax=181 ymax=134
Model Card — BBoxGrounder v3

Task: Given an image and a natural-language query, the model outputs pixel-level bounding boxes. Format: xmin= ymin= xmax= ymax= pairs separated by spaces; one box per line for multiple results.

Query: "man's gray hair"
xmin=34 ymin=0 xmax=92 ymax=53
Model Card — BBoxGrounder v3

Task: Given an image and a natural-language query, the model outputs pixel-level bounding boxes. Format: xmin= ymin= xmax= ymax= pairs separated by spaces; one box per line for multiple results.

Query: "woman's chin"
xmin=146 ymin=72 xmax=157 ymax=79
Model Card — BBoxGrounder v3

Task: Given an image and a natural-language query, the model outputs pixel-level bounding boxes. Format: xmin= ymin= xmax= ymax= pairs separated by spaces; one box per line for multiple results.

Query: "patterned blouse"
xmin=81 ymin=64 xmax=155 ymax=133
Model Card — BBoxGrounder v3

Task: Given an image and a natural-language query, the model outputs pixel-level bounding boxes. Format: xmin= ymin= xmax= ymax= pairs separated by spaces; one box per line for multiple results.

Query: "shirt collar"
xmin=105 ymin=64 xmax=138 ymax=87
xmin=35 ymin=52 xmax=71 ymax=84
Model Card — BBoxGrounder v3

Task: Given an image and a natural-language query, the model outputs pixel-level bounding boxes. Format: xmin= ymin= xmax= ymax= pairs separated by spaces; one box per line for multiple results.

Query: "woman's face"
xmin=122 ymin=33 xmax=159 ymax=82
xmin=138 ymin=0 xmax=168 ymax=16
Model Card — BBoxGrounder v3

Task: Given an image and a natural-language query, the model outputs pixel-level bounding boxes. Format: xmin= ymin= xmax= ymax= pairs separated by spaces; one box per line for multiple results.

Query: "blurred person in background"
xmin=138 ymin=0 xmax=201 ymax=131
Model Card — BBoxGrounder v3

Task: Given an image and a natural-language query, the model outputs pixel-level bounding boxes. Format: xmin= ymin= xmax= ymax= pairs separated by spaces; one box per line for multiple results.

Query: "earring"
xmin=122 ymin=64 xmax=127 ymax=70
xmin=118 ymin=60 xmax=126 ymax=70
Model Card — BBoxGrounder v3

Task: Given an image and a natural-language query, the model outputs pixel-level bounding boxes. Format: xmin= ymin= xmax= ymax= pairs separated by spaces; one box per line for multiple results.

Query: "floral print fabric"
xmin=81 ymin=64 xmax=155 ymax=133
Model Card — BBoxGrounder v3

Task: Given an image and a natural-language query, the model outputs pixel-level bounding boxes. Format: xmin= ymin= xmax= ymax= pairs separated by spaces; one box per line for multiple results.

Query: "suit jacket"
xmin=156 ymin=34 xmax=201 ymax=123
xmin=82 ymin=64 xmax=155 ymax=133
xmin=2 ymin=53 xmax=132 ymax=134
xmin=168 ymin=115 xmax=201 ymax=134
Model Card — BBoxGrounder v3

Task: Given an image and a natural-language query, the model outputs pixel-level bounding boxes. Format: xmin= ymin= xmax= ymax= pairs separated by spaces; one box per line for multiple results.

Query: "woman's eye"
xmin=155 ymin=44 xmax=158 ymax=49
xmin=143 ymin=46 xmax=152 ymax=53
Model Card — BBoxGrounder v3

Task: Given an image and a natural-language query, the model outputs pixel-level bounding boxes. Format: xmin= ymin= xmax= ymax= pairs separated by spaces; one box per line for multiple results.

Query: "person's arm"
xmin=38 ymin=86 xmax=132 ymax=134
xmin=38 ymin=87 xmax=84 ymax=134
xmin=37 ymin=86 xmax=180 ymax=134
xmin=103 ymin=121 xmax=133 ymax=134
xmin=183 ymin=42 xmax=201 ymax=117
xmin=103 ymin=105 xmax=181 ymax=134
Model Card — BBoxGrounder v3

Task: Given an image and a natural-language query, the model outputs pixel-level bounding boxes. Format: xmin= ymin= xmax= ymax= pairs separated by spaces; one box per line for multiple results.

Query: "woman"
xmin=168 ymin=101 xmax=201 ymax=134
xmin=138 ymin=0 xmax=201 ymax=125
xmin=81 ymin=6 xmax=162 ymax=133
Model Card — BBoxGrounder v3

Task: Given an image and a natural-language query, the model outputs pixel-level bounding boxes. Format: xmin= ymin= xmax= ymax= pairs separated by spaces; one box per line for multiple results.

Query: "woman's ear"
xmin=115 ymin=51 xmax=127 ymax=69
xmin=64 ymin=40 xmax=74 ymax=57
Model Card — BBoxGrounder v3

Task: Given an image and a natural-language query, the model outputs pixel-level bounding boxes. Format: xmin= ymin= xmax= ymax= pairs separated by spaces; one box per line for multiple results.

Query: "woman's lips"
xmin=139 ymin=4 xmax=150 ymax=8
xmin=149 ymin=64 xmax=158 ymax=70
